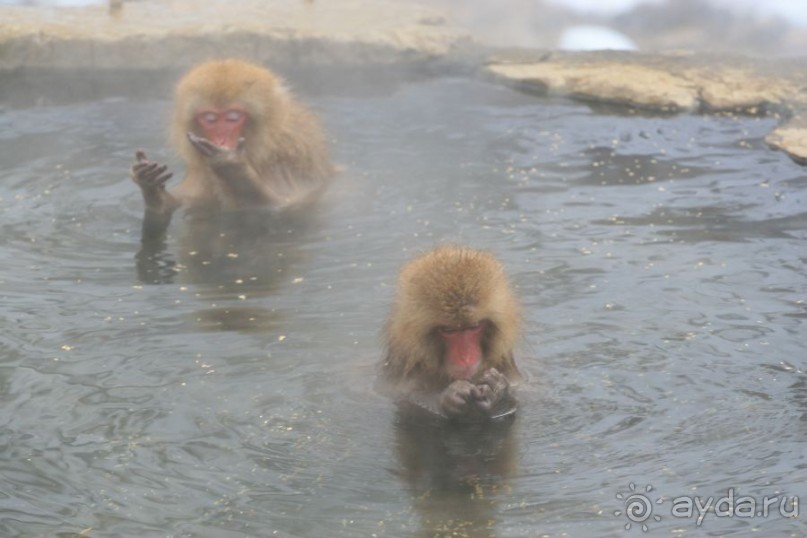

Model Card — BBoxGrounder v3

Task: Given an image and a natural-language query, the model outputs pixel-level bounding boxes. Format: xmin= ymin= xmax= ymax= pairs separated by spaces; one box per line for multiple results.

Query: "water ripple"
xmin=0 ymin=79 xmax=804 ymax=537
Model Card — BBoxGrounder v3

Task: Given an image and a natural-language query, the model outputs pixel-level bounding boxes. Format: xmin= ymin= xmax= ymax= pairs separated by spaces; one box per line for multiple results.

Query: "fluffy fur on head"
xmin=170 ymin=58 xmax=334 ymax=188
xmin=384 ymin=245 xmax=521 ymax=388
xmin=172 ymin=59 xmax=289 ymax=166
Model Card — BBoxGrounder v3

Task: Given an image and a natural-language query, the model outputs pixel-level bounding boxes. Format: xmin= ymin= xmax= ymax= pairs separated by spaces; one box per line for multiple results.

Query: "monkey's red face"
xmin=195 ymin=107 xmax=247 ymax=149
xmin=439 ymin=322 xmax=487 ymax=380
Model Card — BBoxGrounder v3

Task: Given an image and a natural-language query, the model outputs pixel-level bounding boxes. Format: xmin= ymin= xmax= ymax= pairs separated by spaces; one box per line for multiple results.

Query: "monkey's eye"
xmin=200 ymin=112 xmax=219 ymax=125
xmin=224 ymin=110 xmax=245 ymax=123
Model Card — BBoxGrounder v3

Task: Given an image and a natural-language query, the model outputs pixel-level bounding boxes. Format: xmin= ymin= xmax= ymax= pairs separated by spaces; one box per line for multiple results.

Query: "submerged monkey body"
xmin=381 ymin=245 xmax=522 ymax=421
xmin=132 ymin=59 xmax=334 ymax=227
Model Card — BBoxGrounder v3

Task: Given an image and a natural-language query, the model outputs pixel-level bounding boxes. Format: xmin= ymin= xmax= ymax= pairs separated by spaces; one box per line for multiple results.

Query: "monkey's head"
xmin=171 ymin=59 xmax=290 ymax=166
xmin=386 ymin=245 xmax=521 ymax=385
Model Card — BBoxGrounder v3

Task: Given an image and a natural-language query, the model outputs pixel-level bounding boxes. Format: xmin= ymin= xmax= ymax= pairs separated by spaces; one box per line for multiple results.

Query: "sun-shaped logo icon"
xmin=614 ymin=483 xmax=664 ymax=532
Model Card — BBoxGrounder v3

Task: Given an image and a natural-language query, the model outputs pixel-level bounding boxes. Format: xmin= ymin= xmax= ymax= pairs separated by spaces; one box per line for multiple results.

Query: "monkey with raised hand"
xmin=131 ymin=58 xmax=335 ymax=235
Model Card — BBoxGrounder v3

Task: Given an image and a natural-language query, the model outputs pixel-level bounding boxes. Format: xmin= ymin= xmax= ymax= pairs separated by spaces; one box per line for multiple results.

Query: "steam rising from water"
xmin=3 ymin=0 xmax=805 ymax=54
xmin=418 ymin=0 xmax=807 ymax=55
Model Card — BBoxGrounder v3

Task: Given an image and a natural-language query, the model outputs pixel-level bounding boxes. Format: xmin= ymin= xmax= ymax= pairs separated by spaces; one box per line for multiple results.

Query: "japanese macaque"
xmin=380 ymin=245 xmax=522 ymax=421
xmin=131 ymin=58 xmax=334 ymax=236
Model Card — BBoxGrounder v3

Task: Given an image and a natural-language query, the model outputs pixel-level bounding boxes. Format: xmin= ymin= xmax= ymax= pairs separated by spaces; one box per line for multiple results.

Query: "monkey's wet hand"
xmin=187 ymin=132 xmax=246 ymax=161
xmin=131 ymin=150 xmax=173 ymax=192
xmin=473 ymin=368 xmax=509 ymax=414
xmin=439 ymin=380 xmax=478 ymax=417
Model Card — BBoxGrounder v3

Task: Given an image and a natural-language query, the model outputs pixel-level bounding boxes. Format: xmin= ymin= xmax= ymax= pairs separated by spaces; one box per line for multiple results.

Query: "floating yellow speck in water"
xmin=278 ymin=335 xmax=286 ymax=342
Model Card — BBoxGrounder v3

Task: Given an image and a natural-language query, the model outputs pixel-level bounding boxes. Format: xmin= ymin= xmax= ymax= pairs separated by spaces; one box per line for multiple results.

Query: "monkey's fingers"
xmin=472 ymin=385 xmax=493 ymax=410
xmin=135 ymin=150 xmax=148 ymax=163
xmin=440 ymin=381 xmax=476 ymax=416
xmin=472 ymin=384 xmax=492 ymax=401
xmin=472 ymin=385 xmax=496 ymax=414
xmin=187 ymin=132 xmax=221 ymax=157
xmin=146 ymin=165 xmax=170 ymax=182
xmin=443 ymin=393 xmax=469 ymax=415
xmin=141 ymin=163 xmax=167 ymax=180
xmin=134 ymin=164 xmax=171 ymax=188
xmin=131 ymin=162 xmax=153 ymax=181
xmin=480 ymin=368 xmax=508 ymax=392
xmin=132 ymin=162 xmax=157 ymax=173
xmin=475 ymin=398 xmax=493 ymax=413
xmin=154 ymin=171 xmax=173 ymax=187
xmin=484 ymin=367 xmax=502 ymax=378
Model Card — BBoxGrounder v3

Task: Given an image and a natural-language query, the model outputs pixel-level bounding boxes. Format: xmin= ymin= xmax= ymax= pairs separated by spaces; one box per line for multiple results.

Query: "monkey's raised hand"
xmin=131 ymin=150 xmax=173 ymax=191
xmin=131 ymin=150 xmax=174 ymax=211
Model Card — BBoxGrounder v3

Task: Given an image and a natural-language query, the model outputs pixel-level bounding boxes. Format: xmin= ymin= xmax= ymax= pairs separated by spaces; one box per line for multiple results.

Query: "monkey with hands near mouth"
xmin=131 ymin=58 xmax=335 ymax=237
xmin=380 ymin=245 xmax=522 ymax=421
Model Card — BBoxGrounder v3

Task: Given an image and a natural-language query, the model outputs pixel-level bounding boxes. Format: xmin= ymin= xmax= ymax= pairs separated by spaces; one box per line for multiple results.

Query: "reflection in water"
xmin=137 ymin=208 xmax=315 ymax=290
xmin=394 ymin=411 xmax=517 ymax=537
xmin=136 ymin=207 xmax=320 ymax=332
xmin=135 ymin=227 xmax=176 ymax=284
xmin=193 ymin=305 xmax=284 ymax=333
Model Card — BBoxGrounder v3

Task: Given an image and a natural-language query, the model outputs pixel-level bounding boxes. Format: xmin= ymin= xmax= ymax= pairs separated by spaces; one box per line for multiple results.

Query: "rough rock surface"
xmin=0 ymin=0 xmax=474 ymax=70
xmin=484 ymin=50 xmax=807 ymax=164
xmin=485 ymin=51 xmax=807 ymax=112
xmin=766 ymin=116 xmax=807 ymax=165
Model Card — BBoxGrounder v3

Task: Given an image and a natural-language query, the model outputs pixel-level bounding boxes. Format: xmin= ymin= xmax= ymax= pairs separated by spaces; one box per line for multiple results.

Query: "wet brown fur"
xmin=383 ymin=245 xmax=522 ymax=392
xmin=170 ymin=58 xmax=334 ymax=209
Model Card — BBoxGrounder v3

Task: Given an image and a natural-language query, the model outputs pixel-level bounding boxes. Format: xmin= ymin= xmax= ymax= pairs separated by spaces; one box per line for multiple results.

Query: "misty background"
xmin=425 ymin=0 xmax=807 ymax=56
xmin=3 ymin=0 xmax=806 ymax=57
